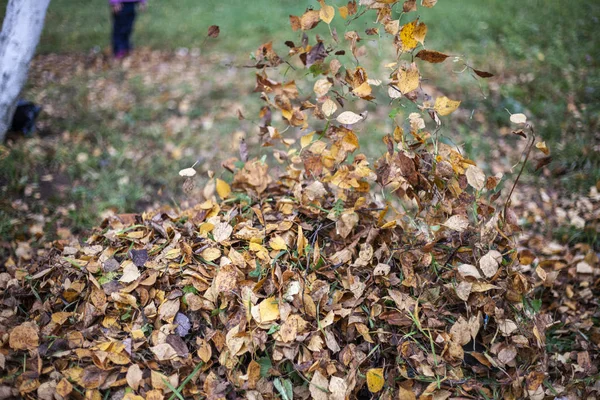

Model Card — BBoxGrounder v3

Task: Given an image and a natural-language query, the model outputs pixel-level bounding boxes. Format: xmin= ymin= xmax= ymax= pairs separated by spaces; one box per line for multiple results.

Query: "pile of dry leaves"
xmin=1 ymin=0 xmax=598 ymax=399
xmin=1 ymin=146 xmax=548 ymax=400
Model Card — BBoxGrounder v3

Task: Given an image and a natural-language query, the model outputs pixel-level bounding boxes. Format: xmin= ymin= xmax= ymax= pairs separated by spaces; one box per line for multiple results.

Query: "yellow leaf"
xmin=366 ymin=368 xmax=385 ymax=393
xmin=399 ymin=19 xmax=427 ymax=52
xmin=398 ymin=63 xmax=420 ymax=94
xmin=338 ymin=5 xmax=348 ymax=19
xmin=421 ymin=0 xmax=437 ymax=7
xmin=301 ymin=132 xmax=315 ymax=148
xmin=297 ymin=225 xmax=306 ymax=257
xmin=434 ymin=96 xmax=461 ymax=116
xmin=535 ymin=141 xmax=550 ymax=155
xmin=319 ymin=0 xmax=335 ymax=24
xmin=258 ymin=296 xmax=280 ymax=322
xmin=413 ymin=21 xmax=427 ymax=45
xmin=352 ymin=81 xmax=372 ymax=98
xmin=216 ymin=178 xmax=231 ymax=199
xmin=322 ymin=99 xmax=338 ymax=117
xmin=269 ymin=235 xmax=287 ymax=251
xmin=314 ymin=78 xmax=332 ymax=97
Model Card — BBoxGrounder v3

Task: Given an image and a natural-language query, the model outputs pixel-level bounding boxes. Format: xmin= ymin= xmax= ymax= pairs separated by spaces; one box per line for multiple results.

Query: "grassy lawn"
xmin=0 ymin=0 xmax=598 ymax=251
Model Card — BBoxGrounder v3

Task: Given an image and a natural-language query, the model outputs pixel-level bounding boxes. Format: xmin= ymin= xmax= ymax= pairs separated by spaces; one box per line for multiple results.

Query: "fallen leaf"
xmin=479 ymin=250 xmax=502 ymax=278
xmin=309 ymin=370 xmax=329 ymax=400
xmin=9 ymin=322 xmax=39 ymax=351
xmin=216 ymin=178 xmax=231 ymax=199
xmin=366 ymin=368 xmax=385 ymax=393
xmin=443 ymin=215 xmax=469 ymax=232
xmin=466 ymin=165 xmax=485 ymax=191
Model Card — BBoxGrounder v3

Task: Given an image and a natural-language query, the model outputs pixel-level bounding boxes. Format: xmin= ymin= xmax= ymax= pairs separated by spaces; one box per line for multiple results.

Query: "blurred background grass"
xmin=31 ymin=0 xmax=600 ymax=188
xmin=0 ymin=0 xmax=599 ymax=249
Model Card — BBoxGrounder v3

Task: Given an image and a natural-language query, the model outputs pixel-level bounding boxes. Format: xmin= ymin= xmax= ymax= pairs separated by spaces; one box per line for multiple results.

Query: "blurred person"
xmin=110 ymin=0 xmax=146 ymax=59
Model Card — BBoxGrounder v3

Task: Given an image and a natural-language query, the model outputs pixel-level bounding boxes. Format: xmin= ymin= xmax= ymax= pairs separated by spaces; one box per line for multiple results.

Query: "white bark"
xmin=0 ymin=0 xmax=50 ymax=142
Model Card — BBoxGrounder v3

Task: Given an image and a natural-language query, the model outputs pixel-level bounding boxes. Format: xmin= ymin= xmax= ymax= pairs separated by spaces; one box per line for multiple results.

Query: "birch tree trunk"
xmin=0 ymin=0 xmax=50 ymax=142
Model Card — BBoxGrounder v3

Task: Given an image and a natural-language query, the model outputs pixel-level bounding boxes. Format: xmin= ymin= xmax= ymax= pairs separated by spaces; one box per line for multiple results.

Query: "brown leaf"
xmin=473 ymin=68 xmax=494 ymax=78
xmin=415 ymin=49 xmax=449 ymax=63
xmin=9 ymin=322 xmax=39 ymax=351
xmin=207 ymin=25 xmax=220 ymax=38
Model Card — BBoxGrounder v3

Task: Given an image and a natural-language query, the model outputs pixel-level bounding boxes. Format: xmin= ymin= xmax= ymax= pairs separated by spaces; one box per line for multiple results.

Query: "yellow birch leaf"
xmin=398 ymin=64 xmax=420 ymax=94
xmin=413 ymin=21 xmax=427 ymax=45
xmin=366 ymin=368 xmax=385 ymax=393
xmin=535 ymin=141 xmax=550 ymax=155
xmin=352 ymin=81 xmax=372 ymax=98
xmin=319 ymin=0 xmax=335 ymax=24
xmin=421 ymin=0 xmax=437 ymax=7
xmin=399 ymin=19 xmax=427 ymax=51
xmin=216 ymin=178 xmax=231 ymax=199
xmin=434 ymin=96 xmax=461 ymax=116
xmin=301 ymin=132 xmax=315 ymax=148
xmin=338 ymin=5 xmax=348 ymax=19
xmin=297 ymin=225 xmax=306 ymax=257
xmin=399 ymin=21 xmax=418 ymax=51
xmin=258 ymin=297 xmax=280 ymax=322
xmin=322 ymin=99 xmax=338 ymax=117
xmin=269 ymin=235 xmax=287 ymax=251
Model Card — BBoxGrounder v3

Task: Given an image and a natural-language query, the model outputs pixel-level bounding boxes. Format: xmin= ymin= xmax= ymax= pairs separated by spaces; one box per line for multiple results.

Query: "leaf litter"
xmin=1 ymin=1 xmax=599 ymax=399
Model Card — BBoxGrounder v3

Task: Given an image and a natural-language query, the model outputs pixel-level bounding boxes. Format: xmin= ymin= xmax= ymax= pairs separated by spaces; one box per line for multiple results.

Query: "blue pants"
xmin=112 ymin=2 xmax=137 ymax=55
